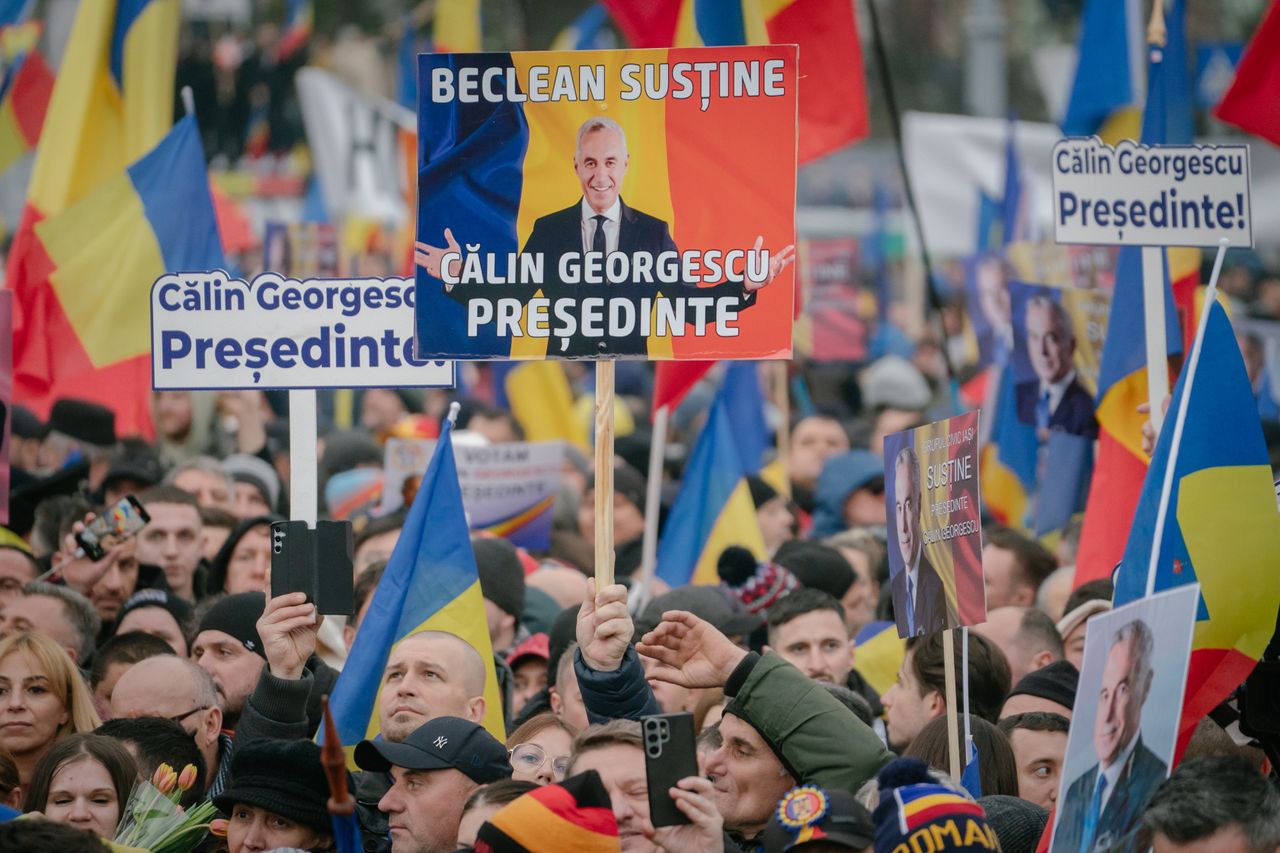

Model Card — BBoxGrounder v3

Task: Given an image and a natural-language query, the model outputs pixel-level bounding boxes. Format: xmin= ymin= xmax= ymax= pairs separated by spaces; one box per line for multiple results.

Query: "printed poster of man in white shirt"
xmin=883 ymin=411 xmax=986 ymax=639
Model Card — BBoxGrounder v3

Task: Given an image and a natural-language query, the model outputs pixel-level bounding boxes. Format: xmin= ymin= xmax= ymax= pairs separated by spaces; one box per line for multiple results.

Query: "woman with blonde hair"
xmin=0 ymin=631 xmax=101 ymax=785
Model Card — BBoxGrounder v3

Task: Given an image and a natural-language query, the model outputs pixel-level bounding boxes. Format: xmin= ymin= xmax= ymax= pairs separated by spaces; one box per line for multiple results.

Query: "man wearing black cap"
xmin=41 ymin=398 xmax=118 ymax=489
xmin=356 ymin=715 xmax=512 ymax=853
xmin=1000 ymin=659 xmax=1078 ymax=720
xmin=192 ymin=591 xmax=268 ymax=729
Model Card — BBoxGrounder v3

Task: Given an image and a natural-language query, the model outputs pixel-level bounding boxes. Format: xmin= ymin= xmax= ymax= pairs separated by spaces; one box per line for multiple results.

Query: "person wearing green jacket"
xmin=638 ymin=609 xmax=895 ymax=848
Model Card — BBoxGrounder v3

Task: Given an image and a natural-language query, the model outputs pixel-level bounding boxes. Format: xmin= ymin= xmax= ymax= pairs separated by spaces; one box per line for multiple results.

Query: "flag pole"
xmin=1142 ymin=0 xmax=1170 ymax=433
xmin=961 ymin=625 xmax=973 ymax=773
xmin=632 ymin=403 xmax=668 ymax=614
xmin=942 ymin=628 xmax=962 ymax=780
xmin=595 ymin=361 xmax=616 ymax=588
xmin=773 ymin=361 xmax=791 ymax=495
xmin=1143 ymin=238 xmax=1229 ymax=596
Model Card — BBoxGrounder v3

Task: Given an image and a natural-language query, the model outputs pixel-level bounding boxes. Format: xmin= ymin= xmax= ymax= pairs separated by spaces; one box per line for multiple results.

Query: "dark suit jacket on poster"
xmin=890 ymin=551 xmax=952 ymax=637
xmin=1053 ymin=735 xmax=1168 ymax=853
xmin=1015 ymin=377 xmax=1099 ymax=438
xmin=456 ymin=198 xmax=756 ymax=358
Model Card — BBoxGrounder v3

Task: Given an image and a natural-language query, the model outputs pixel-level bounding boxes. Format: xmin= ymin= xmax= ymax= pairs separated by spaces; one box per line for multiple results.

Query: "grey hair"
xmin=1113 ymin=618 xmax=1154 ymax=698
xmin=1026 ymin=293 xmax=1075 ymax=345
xmin=176 ymin=656 xmax=219 ymax=709
xmin=576 ymin=116 xmax=627 ymax=156
xmin=22 ymin=582 xmax=102 ymax=665
xmin=894 ymin=444 xmax=921 ymax=501
xmin=1143 ymin=755 xmax=1280 ymax=851
xmin=164 ymin=455 xmax=235 ymax=495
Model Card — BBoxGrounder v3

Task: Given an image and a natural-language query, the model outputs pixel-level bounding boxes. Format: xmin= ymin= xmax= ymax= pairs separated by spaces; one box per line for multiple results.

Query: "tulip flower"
xmin=177 ymin=764 xmax=198 ymax=792
xmin=151 ymin=763 xmax=175 ymax=791
xmin=209 ymin=817 xmax=229 ymax=837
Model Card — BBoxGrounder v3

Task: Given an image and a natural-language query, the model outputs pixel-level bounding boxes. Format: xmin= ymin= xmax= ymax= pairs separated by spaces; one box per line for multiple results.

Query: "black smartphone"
xmin=270 ymin=520 xmax=354 ymax=615
xmin=76 ymin=495 xmax=150 ymax=561
xmin=642 ymin=712 xmax=699 ymax=828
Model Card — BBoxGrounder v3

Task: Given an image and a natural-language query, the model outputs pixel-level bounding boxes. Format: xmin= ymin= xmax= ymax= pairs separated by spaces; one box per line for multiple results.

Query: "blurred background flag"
xmin=552 ymin=3 xmax=614 ymax=51
xmin=600 ymin=0 xmax=868 ymax=162
xmin=328 ymin=408 xmax=506 ymax=753
xmin=657 ymin=366 xmax=767 ymax=586
xmin=434 ymin=0 xmax=482 ymax=52
xmin=1212 ymin=0 xmax=1280 ymax=146
xmin=1061 ymin=0 xmax=1143 ymax=138
xmin=0 ymin=44 xmax=50 ymax=175
xmin=276 ymin=0 xmax=313 ymax=62
xmin=1114 ymin=298 xmax=1280 ymax=757
xmin=4 ymin=0 xmax=180 ymax=435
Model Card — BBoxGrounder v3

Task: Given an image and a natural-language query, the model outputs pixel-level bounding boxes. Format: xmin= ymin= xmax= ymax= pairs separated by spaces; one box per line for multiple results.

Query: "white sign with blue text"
xmin=1051 ymin=139 xmax=1252 ymax=248
xmin=151 ymin=272 xmax=454 ymax=390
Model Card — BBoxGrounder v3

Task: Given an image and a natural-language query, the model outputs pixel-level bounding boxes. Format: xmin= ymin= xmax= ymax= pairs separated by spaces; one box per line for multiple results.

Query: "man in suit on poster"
xmin=1053 ymin=618 xmax=1168 ymax=853
xmin=416 ymin=115 xmax=794 ymax=356
xmin=1015 ymin=294 xmax=1098 ymax=439
xmin=889 ymin=444 xmax=953 ymax=637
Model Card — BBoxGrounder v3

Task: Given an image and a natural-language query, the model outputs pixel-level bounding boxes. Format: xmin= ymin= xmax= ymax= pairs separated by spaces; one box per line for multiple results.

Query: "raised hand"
xmin=646 ymin=776 xmax=725 ymax=853
xmin=257 ymin=592 xmax=319 ymax=680
xmin=576 ymin=578 xmax=633 ymax=673
xmin=636 ymin=611 xmax=747 ymax=689
xmin=414 ymin=228 xmax=462 ymax=280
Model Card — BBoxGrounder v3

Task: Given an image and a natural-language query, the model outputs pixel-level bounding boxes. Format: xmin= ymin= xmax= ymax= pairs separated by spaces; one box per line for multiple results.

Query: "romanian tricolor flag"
xmin=1114 ymin=298 xmax=1280 ymax=758
xmin=277 ymin=0 xmax=313 ymax=62
xmin=1075 ymin=2 xmax=1199 ymax=582
xmin=434 ymin=0 xmax=481 ymax=53
xmin=601 ymin=0 xmax=867 ymax=163
xmin=243 ymin=102 xmax=270 ymax=158
xmin=328 ymin=411 xmax=505 ymax=754
xmin=0 ymin=46 xmax=51 ymax=175
xmin=852 ymin=620 xmax=905 ymax=697
xmin=657 ymin=364 xmax=766 ymax=586
xmin=5 ymin=0 xmax=180 ymax=435
xmin=552 ymin=3 xmax=613 ymax=51
xmin=1061 ymin=0 xmax=1143 ymax=140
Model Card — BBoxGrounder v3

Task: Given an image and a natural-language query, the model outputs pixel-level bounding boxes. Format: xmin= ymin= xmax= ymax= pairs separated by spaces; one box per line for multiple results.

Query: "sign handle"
xmin=1142 ymin=245 xmax=1170 ymax=434
xmin=942 ymin=627 xmax=962 ymax=781
xmin=632 ymin=403 xmax=668 ymax=614
xmin=289 ymin=389 xmax=319 ymax=527
xmin=594 ymin=361 xmax=616 ymax=588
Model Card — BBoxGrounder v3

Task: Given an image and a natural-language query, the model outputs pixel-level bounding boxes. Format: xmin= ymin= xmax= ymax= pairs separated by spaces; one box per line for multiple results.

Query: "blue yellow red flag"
xmin=5 ymin=0 xmax=179 ymax=434
xmin=552 ymin=4 xmax=613 ymax=51
xmin=657 ymin=369 xmax=766 ymax=586
xmin=277 ymin=0 xmax=313 ymax=61
xmin=328 ymin=411 xmax=505 ymax=751
xmin=0 ymin=46 xmax=51 ymax=174
xmin=1114 ymin=299 xmax=1280 ymax=755
xmin=1062 ymin=0 xmax=1143 ymax=136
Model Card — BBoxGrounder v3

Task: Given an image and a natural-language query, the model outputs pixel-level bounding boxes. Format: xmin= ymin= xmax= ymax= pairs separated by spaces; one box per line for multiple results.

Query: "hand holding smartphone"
xmin=642 ymin=713 xmax=700 ymax=827
xmin=75 ymin=496 xmax=150 ymax=561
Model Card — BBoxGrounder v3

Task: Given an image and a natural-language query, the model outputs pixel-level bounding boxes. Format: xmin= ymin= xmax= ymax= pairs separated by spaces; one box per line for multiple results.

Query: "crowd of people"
xmin=0 ymin=371 xmax=1274 ymax=853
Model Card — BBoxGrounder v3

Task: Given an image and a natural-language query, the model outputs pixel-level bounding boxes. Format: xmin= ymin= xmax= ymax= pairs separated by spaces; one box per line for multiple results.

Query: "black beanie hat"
xmin=196 ymin=592 xmax=267 ymax=659
xmin=774 ymin=540 xmax=856 ymax=600
xmin=213 ymin=738 xmax=335 ymax=837
xmin=48 ymin=398 xmax=116 ymax=447
xmin=1006 ymin=660 xmax=1079 ymax=712
xmin=473 ymin=538 xmax=526 ymax=622
xmin=115 ymin=589 xmax=195 ymax=639
xmin=207 ymin=514 xmax=282 ymax=593
xmin=546 ymin=604 xmax=581 ymax=688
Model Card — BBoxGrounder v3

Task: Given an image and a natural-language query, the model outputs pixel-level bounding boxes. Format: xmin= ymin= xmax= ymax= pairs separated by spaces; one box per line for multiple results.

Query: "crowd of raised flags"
xmin=0 ymin=1 xmax=1275 ymax=852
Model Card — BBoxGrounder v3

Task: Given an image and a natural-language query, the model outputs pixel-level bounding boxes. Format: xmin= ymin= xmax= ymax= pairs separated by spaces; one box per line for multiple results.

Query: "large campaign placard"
xmin=1050 ymin=585 xmax=1198 ymax=853
xmin=382 ymin=437 xmax=564 ymax=550
xmin=1052 ymin=139 xmax=1252 ymax=247
xmin=795 ymin=237 xmax=868 ymax=361
xmin=415 ymin=46 xmax=797 ymax=360
xmin=883 ymin=411 xmax=985 ymax=638
xmin=0 ymin=292 xmax=10 ymax=525
xmin=151 ymin=272 xmax=453 ymax=390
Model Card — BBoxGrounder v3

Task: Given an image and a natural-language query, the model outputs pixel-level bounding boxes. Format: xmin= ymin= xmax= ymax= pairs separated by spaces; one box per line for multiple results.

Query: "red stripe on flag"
xmin=11 ymin=51 xmax=53 ymax=146
xmin=653 ymin=361 xmax=714 ymax=416
xmin=1074 ymin=431 xmax=1148 ymax=585
xmin=766 ymin=0 xmax=869 ymax=163
xmin=599 ymin=0 xmax=680 ymax=48
xmin=1176 ymin=647 xmax=1259 ymax=762
xmin=1213 ymin=0 xmax=1280 ymax=147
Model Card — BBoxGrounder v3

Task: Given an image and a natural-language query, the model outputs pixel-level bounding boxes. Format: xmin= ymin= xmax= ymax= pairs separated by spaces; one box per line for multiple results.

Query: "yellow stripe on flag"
xmin=1097 ymin=369 xmax=1152 ymax=461
xmin=1097 ymin=106 xmax=1141 ymax=145
xmin=435 ymin=0 xmax=482 ymax=52
xmin=690 ymin=479 xmax=766 ymax=584
xmin=123 ymin=1 xmax=180 ymax=157
xmin=854 ymin=628 xmax=905 ymax=697
xmin=506 ymin=362 xmax=590 ymax=452
xmin=361 ymin=581 xmax=505 ymax=746
xmin=0 ymin=98 xmax=27 ymax=172
xmin=37 ymin=172 xmax=164 ymax=366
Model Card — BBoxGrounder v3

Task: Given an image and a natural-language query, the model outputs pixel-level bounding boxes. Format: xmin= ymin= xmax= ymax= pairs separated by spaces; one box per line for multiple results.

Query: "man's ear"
xmin=203 ymin=705 xmax=223 ymax=748
xmin=467 ymin=696 xmax=486 ymax=725
xmin=925 ymin=689 xmax=946 ymax=720
xmin=1030 ymin=650 xmax=1055 ymax=672
xmin=549 ymin=688 xmax=562 ymax=715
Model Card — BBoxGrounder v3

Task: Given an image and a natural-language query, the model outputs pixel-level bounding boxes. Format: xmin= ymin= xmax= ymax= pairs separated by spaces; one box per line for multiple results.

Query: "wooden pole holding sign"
xmin=942 ymin=628 xmax=962 ymax=781
xmin=632 ymin=403 xmax=668 ymax=614
xmin=289 ymin=390 xmax=319 ymax=527
xmin=594 ymin=361 xmax=616 ymax=588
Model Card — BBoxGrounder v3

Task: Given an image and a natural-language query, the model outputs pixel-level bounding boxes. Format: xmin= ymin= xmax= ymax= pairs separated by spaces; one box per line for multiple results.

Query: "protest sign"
xmin=795 ymin=237 xmax=868 ymax=361
xmin=1008 ymin=281 xmax=1109 ymax=439
xmin=883 ymin=411 xmax=984 ymax=638
xmin=382 ymin=437 xmax=564 ymax=550
xmin=0 ymin=292 xmax=10 ymax=524
xmin=150 ymin=272 xmax=453 ymax=390
xmin=414 ymin=46 xmax=798 ymax=360
xmin=1049 ymin=584 xmax=1199 ymax=853
xmin=1005 ymin=242 xmax=1119 ymax=292
xmin=1052 ymin=139 xmax=1253 ymax=248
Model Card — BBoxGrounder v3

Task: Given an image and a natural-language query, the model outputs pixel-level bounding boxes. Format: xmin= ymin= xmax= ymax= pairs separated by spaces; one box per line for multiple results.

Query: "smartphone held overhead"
xmin=75 ymin=495 xmax=150 ymax=561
